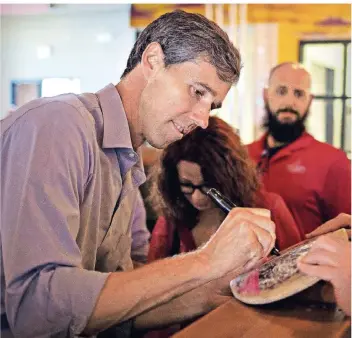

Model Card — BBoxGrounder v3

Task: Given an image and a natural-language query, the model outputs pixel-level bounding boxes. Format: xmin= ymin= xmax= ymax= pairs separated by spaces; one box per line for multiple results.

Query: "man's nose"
xmin=190 ymin=103 xmax=210 ymax=129
xmin=285 ymin=91 xmax=297 ymax=108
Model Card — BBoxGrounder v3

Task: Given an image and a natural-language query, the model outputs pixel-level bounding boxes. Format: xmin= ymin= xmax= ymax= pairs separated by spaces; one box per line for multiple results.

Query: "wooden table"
xmin=173 ymin=284 xmax=351 ymax=338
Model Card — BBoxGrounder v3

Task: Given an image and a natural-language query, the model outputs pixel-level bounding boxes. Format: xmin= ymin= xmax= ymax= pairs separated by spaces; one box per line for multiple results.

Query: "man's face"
xmin=139 ymin=60 xmax=231 ymax=149
xmin=265 ymin=64 xmax=312 ymax=123
xmin=263 ymin=64 xmax=313 ymax=142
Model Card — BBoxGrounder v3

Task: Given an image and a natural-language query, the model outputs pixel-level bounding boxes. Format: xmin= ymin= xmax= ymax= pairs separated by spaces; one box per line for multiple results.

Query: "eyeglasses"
xmin=180 ymin=182 xmax=210 ymax=195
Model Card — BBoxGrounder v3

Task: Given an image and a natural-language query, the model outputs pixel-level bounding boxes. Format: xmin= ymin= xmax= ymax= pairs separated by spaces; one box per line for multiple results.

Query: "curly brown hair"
xmin=149 ymin=116 xmax=260 ymax=229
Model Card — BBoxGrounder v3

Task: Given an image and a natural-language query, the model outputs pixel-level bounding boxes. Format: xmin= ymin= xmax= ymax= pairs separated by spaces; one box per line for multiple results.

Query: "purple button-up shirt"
xmin=0 ymin=84 xmax=148 ymax=337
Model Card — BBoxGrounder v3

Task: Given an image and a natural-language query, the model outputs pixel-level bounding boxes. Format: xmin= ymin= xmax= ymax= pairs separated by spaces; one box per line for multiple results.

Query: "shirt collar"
xmin=259 ymin=131 xmax=313 ymax=149
xmin=95 ymin=84 xmax=146 ymax=185
xmin=262 ymin=131 xmax=314 ymax=161
xmin=96 ymin=83 xmax=134 ymax=150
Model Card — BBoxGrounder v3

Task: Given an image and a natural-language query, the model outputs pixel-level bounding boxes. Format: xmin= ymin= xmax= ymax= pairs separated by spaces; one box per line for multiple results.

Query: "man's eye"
xmin=277 ymin=87 xmax=287 ymax=95
xmin=295 ymin=90 xmax=304 ymax=98
xmin=194 ymin=88 xmax=205 ymax=98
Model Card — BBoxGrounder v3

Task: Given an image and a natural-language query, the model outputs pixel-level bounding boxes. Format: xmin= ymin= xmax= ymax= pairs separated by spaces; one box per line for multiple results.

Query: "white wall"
xmin=1 ymin=5 xmax=135 ymax=117
xmin=218 ymin=23 xmax=278 ymax=144
xmin=1 ymin=9 xmax=279 ymax=147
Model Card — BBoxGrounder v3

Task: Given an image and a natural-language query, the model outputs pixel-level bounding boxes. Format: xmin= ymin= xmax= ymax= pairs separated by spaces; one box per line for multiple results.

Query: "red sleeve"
xmin=257 ymin=191 xmax=303 ymax=250
xmin=147 ymin=216 xmax=174 ymax=263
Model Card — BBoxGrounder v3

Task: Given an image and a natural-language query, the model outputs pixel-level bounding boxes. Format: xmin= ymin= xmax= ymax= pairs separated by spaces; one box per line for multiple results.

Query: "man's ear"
xmin=141 ymin=42 xmax=165 ymax=80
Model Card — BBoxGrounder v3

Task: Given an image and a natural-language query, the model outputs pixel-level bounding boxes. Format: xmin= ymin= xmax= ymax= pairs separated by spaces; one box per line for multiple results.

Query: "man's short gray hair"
xmin=121 ymin=10 xmax=242 ymax=84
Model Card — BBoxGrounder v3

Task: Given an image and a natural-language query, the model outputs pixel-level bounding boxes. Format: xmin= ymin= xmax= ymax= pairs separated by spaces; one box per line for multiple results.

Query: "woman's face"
xmin=177 ymin=160 xmax=214 ymax=211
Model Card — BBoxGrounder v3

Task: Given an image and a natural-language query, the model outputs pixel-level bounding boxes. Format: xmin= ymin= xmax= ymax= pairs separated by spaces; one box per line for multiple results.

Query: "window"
xmin=300 ymin=41 xmax=351 ymax=157
xmin=10 ymin=78 xmax=81 ymax=112
xmin=11 ymin=80 xmax=42 ymax=110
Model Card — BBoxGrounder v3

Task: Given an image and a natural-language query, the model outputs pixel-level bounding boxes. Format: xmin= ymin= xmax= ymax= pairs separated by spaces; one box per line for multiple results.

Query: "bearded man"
xmin=247 ymin=62 xmax=351 ymax=237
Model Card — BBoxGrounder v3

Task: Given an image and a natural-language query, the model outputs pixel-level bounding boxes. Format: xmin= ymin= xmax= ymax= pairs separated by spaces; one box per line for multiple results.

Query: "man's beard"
xmin=263 ymin=104 xmax=308 ymax=143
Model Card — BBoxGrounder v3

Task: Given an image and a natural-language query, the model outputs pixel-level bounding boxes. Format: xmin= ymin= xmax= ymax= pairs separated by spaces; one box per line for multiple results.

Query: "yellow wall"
xmin=247 ymin=4 xmax=350 ymax=25
xmin=278 ymin=22 xmax=351 ymax=63
xmin=277 ymin=23 xmax=299 ymax=63
xmin=131 ymin=4 xmax=351 ymax=63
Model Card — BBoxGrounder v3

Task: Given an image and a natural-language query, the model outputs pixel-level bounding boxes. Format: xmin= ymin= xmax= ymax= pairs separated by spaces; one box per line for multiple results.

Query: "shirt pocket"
xmin=95 ymin=232 xmax=133 ymax=272
xmin=95 ymin=191 xmax=137 ymax=272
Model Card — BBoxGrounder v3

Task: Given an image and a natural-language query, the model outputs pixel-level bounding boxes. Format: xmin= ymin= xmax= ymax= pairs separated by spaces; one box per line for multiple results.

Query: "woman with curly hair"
xmin=148 ymin=116 xmax=302 ymax=262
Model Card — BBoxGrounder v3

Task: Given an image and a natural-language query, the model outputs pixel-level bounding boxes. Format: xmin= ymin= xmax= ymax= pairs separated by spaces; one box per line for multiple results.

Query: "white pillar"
xmin=215 ymin=4 xmax=224 ymax=30
xmin=205 ymin=4 xmax=213 ymax=21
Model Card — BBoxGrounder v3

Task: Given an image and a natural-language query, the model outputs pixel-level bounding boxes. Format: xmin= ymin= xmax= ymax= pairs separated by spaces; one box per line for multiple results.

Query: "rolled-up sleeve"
xmin=1 ymin=102 xmax=109 ymax=337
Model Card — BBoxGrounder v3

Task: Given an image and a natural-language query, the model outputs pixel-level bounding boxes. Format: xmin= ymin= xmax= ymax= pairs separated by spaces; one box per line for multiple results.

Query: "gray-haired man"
xmin=1 ymin=10 xmax=275 ymax=337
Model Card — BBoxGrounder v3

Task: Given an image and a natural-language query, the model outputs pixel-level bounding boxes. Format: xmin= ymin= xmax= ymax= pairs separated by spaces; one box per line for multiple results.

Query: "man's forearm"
xmin=134 ymin=282 xmax=211 ymax=330
xmin=84 ymin=251 xmax=213 ymax=335
xmin=134 ymin=268 xmax=240 ymax=330
xmin=84 ymin=206 xmax=276 ymax=335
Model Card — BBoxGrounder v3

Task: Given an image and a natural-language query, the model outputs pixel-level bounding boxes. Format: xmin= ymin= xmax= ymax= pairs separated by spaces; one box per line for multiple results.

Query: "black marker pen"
xmin=204 ymin=187 xmax=280 ymax=256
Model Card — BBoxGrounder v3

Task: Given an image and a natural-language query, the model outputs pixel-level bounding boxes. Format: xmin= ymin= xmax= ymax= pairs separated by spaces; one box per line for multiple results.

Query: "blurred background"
xmin=0 ymin=3 xmax=350 ymax=156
